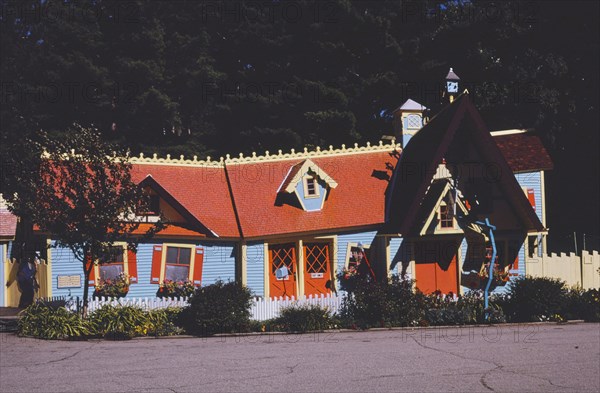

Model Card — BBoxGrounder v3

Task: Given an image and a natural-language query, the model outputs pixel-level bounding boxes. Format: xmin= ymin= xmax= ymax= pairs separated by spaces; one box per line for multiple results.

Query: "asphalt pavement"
xmin=1 ymin=323 xmax=599 ymax=392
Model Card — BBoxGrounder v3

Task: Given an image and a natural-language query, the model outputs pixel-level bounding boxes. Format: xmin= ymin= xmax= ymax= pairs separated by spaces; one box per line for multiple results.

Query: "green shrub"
xmin=426 ymin=291 xmax=506 ymax=325
xmin=339 ymin=275 xmax=426 ymax=328
xmin=18 ymin=303 xmax=95 ymax=340
xmin=500 ymin=276 xmax=567 ymax=322
xmin=89 ymin=305 xmax=148 ymax=340
xmin=180 ymin=280 xmax=253 ymax=336
xmin=563 ymin=288 xmax=600 ymax=322
xmin=275 ymin=304 xmax=337 ymax=333
xmin=143 ymin=308 xmax=185 ymax=336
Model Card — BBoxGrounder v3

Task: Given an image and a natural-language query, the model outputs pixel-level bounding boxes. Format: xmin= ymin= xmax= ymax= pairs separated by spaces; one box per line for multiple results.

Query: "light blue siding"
xmin=128 ymin=242 xmax=160 ymax=298
xmin=388 ymin=237 xmax=405 ymax=275
xmin=201 ymin=243 xmax=236 ymax=285
xmin=336 ymin=231 xmax=378 ymax=273
xmin=295 ymin=177 xmax=327 ymax=211
xmin=246 ymin=242 xmax=264 ymax=297
xmin=49 ymin=240 xmax=237 ymax=299
xmin=515 ymin=171 xmax=543 ymax=222
xmin=51 ymin=244 xmax=85 ymax=298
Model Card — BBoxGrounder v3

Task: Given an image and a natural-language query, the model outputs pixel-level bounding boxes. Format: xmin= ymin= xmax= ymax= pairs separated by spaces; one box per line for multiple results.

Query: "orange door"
xmin=269 ymin=243 xmax=297 ymax=299
xmin=415 ymin=261 xmax=437 ymax=294
xmin=303 ymin=243 xmax=332 ymax=297
xmin=415 ymin=254 xmax=458 ymax=295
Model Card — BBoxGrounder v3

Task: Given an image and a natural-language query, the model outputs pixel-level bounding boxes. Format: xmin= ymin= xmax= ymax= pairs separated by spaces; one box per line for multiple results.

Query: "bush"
xmin=339 ymin=275 xmax=426 ymax=328
xmin=563 ymin=288 xmax=600 ymax=322
xmin=180 ymin=280 xmax=253 ymax=336
xmin=425 ymin=291 xmax=506 ymax=326
xmin=18 ymin=302 xmax=95 ymax=340
xmin=275 ymin=304 xmax=337 ymax=333
xmin=499 ymin=276 xmax=567 ymax=322
xmin=89 ymin=305 xmax=148 ymax=340
xmin=143 ymin=308 xmax=185 ymax=336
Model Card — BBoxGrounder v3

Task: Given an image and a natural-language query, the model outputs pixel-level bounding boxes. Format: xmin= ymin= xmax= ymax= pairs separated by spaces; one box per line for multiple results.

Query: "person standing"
xmin=16 ymin=257 xmax=38 ymax=308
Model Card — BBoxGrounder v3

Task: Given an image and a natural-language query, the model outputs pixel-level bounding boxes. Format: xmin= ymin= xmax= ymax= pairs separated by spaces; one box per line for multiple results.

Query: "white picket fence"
xmin=75 ymin=293 xmax=344 ymax=320
xmin=76 ymin=296 xmax=190 ymax=314
xmin=251 ymin=293 xmax=344 ymax=321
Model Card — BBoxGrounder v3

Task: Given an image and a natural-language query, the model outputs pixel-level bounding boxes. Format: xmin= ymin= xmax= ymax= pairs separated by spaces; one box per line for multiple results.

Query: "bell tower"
xmin=392 ymin=98 xmax=428 ymax=147
xmin=445 ymin=67 xmax=460 ymax=103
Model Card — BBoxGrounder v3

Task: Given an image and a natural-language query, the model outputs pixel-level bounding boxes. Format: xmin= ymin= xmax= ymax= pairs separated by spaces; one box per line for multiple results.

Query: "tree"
xmin=2 ymin=125 xmax=161 ymax=314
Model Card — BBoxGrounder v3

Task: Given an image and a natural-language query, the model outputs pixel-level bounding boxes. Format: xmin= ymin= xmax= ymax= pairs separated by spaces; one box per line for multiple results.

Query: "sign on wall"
xmin=57 ymin=275 xmax=81 ymax=289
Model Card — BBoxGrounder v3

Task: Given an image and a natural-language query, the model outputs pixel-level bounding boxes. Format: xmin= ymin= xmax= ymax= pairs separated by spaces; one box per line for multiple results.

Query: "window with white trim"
xmin=165 ymin=246 xmax=192 ymax=281
xmin=438 ymin=195 xmax=455 ymax=229
xmin=98 ymin=246 xmax=125 ymax=281
xmin=150 ymin=244 xmax=204 ymax=285
xmin=345 ymin=243 xmax=370 ymax=270
xmin=303 ymin=174 xmax=320 ymax=198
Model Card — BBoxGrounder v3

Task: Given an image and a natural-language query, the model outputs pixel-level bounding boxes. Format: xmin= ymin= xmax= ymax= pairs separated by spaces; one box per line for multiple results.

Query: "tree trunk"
xmin=81 ymin=249 xmax=92 ymax=317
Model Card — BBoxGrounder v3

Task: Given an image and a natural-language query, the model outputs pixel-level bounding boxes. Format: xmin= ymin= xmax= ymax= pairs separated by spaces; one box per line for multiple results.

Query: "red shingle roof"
xmin=0 ymin=208 xmax=17 ymax=239
xmin=494 ymin=133 xmax=553 ymax=173
xmin=130 ymin=165 xmax=239 ymax=238
xmin=226 ymin=151 xmax=398 ymax=238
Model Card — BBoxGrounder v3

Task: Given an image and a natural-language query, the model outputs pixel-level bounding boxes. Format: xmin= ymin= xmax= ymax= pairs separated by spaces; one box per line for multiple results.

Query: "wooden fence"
xmin=70 ymin=293 xmax=344 ymax=320
xmin=525 ymin=250 xmax=600 ymax=289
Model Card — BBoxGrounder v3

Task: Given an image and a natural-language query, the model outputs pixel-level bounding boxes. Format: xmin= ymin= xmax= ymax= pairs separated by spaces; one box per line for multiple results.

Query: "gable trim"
xmin=279 ymin=159 xmax=338 ymax=194
xmin=138 ymin=175 xmax=218 ymax=238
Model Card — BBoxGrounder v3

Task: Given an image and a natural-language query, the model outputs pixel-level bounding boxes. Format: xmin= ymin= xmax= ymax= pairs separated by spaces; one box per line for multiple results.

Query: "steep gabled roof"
xmin=277 ymin=158 xmax=338 ymax=193
xmin=387 ymin=94 xmax=545 ymax=235
xmin=130 ymin=164 xmax=240 ymax=238
xmin=138 ymin=175 xmax=215 ymax=237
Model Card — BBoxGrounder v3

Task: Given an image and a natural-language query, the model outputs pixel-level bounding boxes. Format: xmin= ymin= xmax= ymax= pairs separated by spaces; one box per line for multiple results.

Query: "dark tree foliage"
xmin=1 ymin=0 xmax=598 ymax=250
xmin=2 ymin=126 xmax=161 ymax=313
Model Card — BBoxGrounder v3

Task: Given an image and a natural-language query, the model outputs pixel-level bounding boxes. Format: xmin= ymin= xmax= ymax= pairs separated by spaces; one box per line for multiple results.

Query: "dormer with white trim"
xmin=277 ymin=159 xmax=338 ymax=212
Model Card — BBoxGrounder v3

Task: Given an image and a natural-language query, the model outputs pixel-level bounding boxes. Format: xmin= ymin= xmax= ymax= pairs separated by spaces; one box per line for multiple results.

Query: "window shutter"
xmin=527 ymin=188 xmax=536 ymax=209
xmin=151 ymin=245 xmax=163 ymax=284
xmin=192 ymin=247 xmax=204 ymax=286
xmin=127 ymin=249 xmax=138 ymax=284
xmin=512 ymin=255 xmax=519 ymax=270
xmin=86 ymin=255 xmax=96 ymax=286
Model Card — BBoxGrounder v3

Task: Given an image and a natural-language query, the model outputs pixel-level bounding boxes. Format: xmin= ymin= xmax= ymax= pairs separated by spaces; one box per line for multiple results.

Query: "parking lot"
xmin=1 ymin=323 xmax=599 ymax=392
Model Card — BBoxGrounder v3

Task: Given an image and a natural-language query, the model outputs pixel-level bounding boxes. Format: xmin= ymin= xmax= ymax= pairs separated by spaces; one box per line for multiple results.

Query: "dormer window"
xmin=277 ymin=159 xmax=338 ymax=212
xmin=303 ymin=174 xmax=319 ymax=198
xmin=439 ymin=202 xmax=453 ymax=228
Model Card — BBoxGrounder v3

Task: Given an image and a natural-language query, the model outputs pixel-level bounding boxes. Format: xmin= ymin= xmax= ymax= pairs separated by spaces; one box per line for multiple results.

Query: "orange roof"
xmin=130 ymin=164 xmax=239 ymax=238
xmin=133 ymin=223 xmax=208 ymax=238
xmin=226 ymin=151 xmax=398 ymax=238
xmin=494 ymin=133 xmax=553 ymax=173
xmin=0 ymin=208 xmax=17 ymax=239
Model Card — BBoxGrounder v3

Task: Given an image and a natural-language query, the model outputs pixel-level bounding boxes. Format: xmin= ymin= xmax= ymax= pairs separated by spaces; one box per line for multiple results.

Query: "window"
xmin=150 ymin=244 xmax=204 ymax=285
xmin=405 ymin=114 xmax=423 ymax=130
xmin=438 ymin=195 xmax=454 ymax=229
xmin=345 ymin=243 xmax=370 ymax=270
xmin=303 ymin=175 xmax=319 ymax=198
xmin=165 ymin=246 xmax=192 ymax=282
xmin=98 ymin=246 xmax=125 ymax=281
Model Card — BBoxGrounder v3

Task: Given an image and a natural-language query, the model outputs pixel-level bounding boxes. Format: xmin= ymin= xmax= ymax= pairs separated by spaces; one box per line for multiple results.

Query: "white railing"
xmin=251 ymin=293 xmax=344 ymax=321
xmin=74 ymin=293 xmax=344 ymax=320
